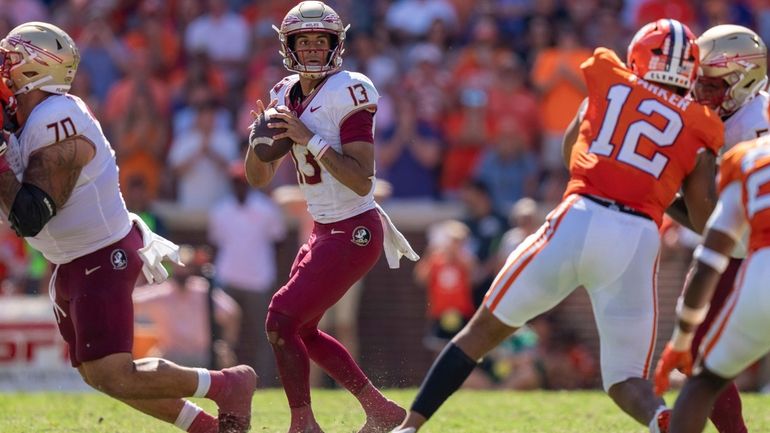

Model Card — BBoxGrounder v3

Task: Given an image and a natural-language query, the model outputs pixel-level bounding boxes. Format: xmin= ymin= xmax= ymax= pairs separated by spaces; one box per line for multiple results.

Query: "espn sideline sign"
xmin=0 ymin=295 xmax=89 ymax=391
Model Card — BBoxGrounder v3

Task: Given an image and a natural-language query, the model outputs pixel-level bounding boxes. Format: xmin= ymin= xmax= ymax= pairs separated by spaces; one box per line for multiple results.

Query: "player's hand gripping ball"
xmin=249 ymin=106 xmax=294 ymax=162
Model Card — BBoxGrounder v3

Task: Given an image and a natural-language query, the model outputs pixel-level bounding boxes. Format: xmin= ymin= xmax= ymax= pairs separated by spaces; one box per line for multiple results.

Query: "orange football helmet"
xmin=628 ymin=19 xmax=699 ymax=92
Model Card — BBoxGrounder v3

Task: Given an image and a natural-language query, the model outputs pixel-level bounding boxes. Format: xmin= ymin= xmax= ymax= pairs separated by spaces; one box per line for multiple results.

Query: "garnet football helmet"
xmin=0 ymin=21 xmax=79 ymax=95
xmin=273 ymin=1 xmax=349 ymax=79
xmin=693 ymin=24 xmax=767 ymax=117
xmin=628 ymin=19 xmax=699 ymax=92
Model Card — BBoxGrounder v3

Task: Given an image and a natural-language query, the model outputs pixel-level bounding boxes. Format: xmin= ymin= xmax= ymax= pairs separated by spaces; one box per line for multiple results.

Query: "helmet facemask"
xmin=283 ymin=31 xmax=343 ymax=79
xmin=0 ymin=48 xmax=21 ymax=122
xmin=692 ymin=72 xmax=767 ymax=117
xmin=697 ymin=55 xmax=768 ymax=117
xmin=273 ymin=1 xmax=348 ymax=80
xmin=692 ymin=75 xmax=731 ymax=113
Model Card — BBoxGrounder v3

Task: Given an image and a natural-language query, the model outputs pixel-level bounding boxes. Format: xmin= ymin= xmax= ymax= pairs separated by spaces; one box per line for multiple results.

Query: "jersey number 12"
xmin=588 ymin=84 xmax=683 ymax=178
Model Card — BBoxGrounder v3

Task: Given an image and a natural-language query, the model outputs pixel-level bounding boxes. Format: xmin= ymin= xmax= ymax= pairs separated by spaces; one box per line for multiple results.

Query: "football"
xmin=249 ymin=106 xmax=294 ymax=162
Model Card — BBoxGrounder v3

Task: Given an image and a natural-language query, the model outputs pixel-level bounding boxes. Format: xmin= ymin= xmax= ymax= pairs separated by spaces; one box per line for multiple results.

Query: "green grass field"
xmin=1 ymin=389 xmax=768 ymax=432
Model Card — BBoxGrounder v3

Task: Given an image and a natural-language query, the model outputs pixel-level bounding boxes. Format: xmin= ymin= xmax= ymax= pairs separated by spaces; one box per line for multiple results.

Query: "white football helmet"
xmin=273 ymin=1 xmax=349 ymax=79
xmin=0 ymin=22 xmax=80 ymax=95
xmin=694 ymin=24 xmax=768 ymax=117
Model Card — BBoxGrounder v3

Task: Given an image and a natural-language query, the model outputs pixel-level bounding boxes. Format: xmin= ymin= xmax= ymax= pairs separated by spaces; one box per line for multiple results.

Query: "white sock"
xmin=648 ymin=405 xmax=669 ymax=433
xmin=174 ymin=400 xmax=202 ymax=431
xmin=193 ymin=368 xmax=211 ymax=398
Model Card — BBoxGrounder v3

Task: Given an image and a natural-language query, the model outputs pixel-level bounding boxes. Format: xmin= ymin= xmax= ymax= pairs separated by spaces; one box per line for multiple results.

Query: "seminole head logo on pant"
xmin=111 ymin=249 xmax=128 ymax=270
xmin=351 ymin=226 xmax=371 ymax=246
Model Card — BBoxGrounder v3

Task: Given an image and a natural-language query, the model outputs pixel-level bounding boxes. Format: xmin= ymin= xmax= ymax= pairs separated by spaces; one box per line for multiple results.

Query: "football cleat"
xmin=358 ymin=400 xmax=406 ymax=433
xmin=215 ymin=365 xmax=258 ymax=433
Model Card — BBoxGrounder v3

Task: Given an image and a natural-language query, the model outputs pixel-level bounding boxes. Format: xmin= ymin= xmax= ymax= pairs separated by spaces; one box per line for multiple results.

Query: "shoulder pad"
xmin=327 ymin=72 xmax=379 ymax=124
xmin=23 ymin=95 xmax=85 ymax=151
xmin=270 ymin=75 xmax=299 ymax=105
xmin=582 ymin=47 xmax=624 ymax=72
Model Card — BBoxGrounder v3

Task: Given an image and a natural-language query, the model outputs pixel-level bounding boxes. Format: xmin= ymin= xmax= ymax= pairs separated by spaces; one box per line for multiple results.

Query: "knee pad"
xmin=265 ymin=310 xmax=301 ymax=346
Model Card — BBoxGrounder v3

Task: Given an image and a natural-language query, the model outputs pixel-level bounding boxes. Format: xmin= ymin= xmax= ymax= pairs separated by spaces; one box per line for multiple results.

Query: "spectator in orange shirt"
xmin=486 ymin=51 xmax=540 ymax=153
xmin=122 ymin=5 xmax=180 ymax=75
xmin=440 ymin=88 xmax=495 ymax=194
xmin=415 ymin=220 xmax=477 ymax=354
xmin=113 ymin=86 xmax=168 ymax=199
xmin=102 ymin=48 xmax=171 ymax=132
xmin=452 ymin=17 xmax=501 ymax=91
xmin=530 ymin=23 xmax=590 ymax=173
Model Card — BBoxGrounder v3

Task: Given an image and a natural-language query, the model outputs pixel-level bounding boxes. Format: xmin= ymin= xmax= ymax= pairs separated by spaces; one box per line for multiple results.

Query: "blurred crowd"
xmin=1 ymin=0 xmax=770 ymax=390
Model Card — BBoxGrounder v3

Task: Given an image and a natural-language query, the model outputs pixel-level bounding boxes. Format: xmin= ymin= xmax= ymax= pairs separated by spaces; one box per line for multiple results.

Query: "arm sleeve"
xmin=340 ymin=109 xmax=375 ymax=144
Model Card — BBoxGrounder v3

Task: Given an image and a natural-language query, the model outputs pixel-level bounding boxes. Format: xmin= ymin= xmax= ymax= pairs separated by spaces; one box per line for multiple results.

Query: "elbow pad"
xmin=8 ymin=183 xmax=56 ymax=237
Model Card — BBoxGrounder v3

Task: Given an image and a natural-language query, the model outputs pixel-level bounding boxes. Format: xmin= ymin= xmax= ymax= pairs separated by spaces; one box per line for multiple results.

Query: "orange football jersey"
xmin=717 ymin=138 xmax=770 ymax=251
xmin=565 ymin=48 xmax=723 ymax=225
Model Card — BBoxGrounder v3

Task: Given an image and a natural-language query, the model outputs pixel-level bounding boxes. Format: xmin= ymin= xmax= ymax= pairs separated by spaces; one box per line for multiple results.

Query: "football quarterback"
xmin=244 ymin=2 xmax=416 ymax=432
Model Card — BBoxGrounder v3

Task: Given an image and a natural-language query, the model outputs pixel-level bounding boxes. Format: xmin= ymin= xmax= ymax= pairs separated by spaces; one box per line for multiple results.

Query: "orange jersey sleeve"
xmin=565 ymin=47 xmax=724 ymax=225
xmin=721 ymin=139 xmax=770 ymax=251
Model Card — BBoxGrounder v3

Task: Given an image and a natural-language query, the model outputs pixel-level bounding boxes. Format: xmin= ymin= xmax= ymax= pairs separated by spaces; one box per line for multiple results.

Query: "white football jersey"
xmin=6 ymin=94 xmax=131 ymax=264
xmin=723 ymin=91 xmax=770 ymax=152
xmin=270 ymin=71 xmax=378 ymax=223
xmin=719 ymin=91 xmax=770 ymax=258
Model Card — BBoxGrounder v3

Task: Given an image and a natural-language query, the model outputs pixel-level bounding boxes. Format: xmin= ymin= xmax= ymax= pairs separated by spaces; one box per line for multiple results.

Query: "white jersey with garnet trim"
xmin=5 ymin=94 xmax=131 ymax=264
xmin=718 ymin=91 xmax=770 ymax=258
xmin=723 ymin=90 xmax=770 ymax=154
xmin=270 ymin=71 xmax=379 ymax=223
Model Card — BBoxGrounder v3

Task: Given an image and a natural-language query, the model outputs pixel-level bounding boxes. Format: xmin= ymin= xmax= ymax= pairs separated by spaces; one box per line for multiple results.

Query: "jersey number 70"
xmin=588 ymin=84 xmax=683 ymax=179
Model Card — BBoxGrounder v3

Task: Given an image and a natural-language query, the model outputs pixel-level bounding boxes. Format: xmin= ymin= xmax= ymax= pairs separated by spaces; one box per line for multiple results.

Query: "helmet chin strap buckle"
xmin=15 ymin=75 xmax=53 ymax=95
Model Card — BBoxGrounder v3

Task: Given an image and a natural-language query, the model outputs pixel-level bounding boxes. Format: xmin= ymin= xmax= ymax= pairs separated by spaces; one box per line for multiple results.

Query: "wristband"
xmin=306 ymin=134 xmax=330 ymax=159
xmin=676 ymin=296 xmax=709 ymax=325
xmin=693 ymin=245 xmax=730 ymax=273
xmin=671 ymin=326 xmax=695 ymax=351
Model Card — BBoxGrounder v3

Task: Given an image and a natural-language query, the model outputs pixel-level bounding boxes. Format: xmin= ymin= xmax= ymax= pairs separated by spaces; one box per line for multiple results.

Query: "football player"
xmin=392 ymin=19 xmax=722 ymax=433
xmin=0 ymin=22 xmax=256 ymax=433
xmin=244 ymin=2 xmax=417 ymax=433
xmin=659 ymin=94 xmax=770 ymax=433
xmin=654 ymin=24 xmax=767 ymax=433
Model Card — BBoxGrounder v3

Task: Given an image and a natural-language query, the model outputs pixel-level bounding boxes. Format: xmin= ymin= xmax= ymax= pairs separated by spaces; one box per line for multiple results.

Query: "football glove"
xmin=653 ymin=342 xmax=693 ymax=396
